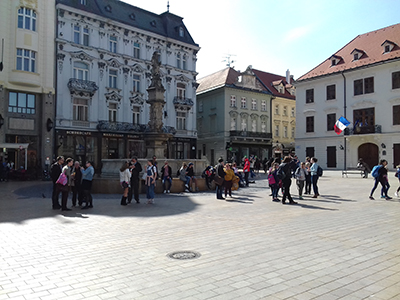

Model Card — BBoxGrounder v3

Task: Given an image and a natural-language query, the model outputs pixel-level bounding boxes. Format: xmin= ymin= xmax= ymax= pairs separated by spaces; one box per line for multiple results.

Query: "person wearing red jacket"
xmin=243 ymin=157 xmax=250 ymax=187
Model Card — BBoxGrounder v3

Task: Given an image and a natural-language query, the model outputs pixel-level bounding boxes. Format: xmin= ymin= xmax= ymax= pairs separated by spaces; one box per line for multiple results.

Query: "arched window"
xmin=73 ymin=62 xmax=89 ymax=80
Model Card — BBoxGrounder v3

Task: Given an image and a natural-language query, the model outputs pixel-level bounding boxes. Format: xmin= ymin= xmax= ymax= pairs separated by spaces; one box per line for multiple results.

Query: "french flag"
xmin=334 ymin=116 xmax=350 ymax=134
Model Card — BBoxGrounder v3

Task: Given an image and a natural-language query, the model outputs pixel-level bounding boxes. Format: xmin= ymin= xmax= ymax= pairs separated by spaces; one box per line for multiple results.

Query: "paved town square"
xmin=1 ymin=171 xmax=400 ymax=300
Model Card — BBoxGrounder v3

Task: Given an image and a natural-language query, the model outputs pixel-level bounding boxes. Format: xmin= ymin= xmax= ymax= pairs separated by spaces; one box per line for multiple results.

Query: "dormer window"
xmin=351 ymin=48 xmax=364 ymax=61
xmin=381 ymin=40 xmax=396 ymax=53
xmin=150 ymin=20 xmax=157 ymax=27
xmin=329 ymin=55 xmax=342 ymax=67
xmin=105 ymin=5 xmax=112 ymax=12
xmin=179 ymin=27 xmax=184 ymax=37
xmin=129 ymin=13 xmax=135 ymax=21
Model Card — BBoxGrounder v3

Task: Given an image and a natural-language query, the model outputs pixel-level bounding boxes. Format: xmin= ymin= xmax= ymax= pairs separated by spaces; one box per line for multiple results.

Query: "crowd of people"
xmin=48 ymin=152 xmax=400 ymax=210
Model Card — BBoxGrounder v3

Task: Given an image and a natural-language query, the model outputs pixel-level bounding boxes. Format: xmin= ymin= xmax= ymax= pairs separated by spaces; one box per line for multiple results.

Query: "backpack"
xmin=371 ymin=165 xmax=381 ymax=178
xmin=395 ymin=169 xmax=400 ymax=179
xmin=268 ymin=172 xmax=276 ymax=185
xmin=317 ymin=166 xmax=323 ymax=177
xmin=276 ymin=165 xmax=286 ymax=180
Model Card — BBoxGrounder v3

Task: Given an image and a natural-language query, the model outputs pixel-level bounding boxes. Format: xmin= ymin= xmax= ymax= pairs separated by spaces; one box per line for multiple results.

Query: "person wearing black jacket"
xmin=161 ymin=161 xmax=172 ymax=193
xmin=50 ymin=156 xmax=64 ymax=209
xmin=278 ymin=156 xmax=297 ymax=205
xmin=71 ymin=161 xmax=83 ymax=206
xmin=216 ymin=158 xmax=226 ymax=200
xmin=128 ymin=157 xmax=142 ymax=204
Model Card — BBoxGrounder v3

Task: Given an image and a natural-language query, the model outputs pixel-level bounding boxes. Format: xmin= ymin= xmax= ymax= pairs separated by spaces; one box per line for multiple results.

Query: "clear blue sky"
xmin=125 ymin=0 xmax=400 ymax=80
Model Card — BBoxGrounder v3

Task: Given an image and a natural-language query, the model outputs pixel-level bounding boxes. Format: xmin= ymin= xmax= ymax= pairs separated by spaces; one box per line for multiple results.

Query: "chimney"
xmin=286 ymin=69 xmax=290 ymax=84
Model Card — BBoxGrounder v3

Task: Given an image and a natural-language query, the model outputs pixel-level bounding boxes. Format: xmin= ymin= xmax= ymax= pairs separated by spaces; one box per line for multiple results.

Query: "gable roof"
xmin=297 ymin=23 xmax=400 ymax=81
xmin=197 ymin=67 xmax=271 ymax=95
xmin=56 ymin=0 xmax=198 ymax=46
xmin=252 ymin=69 xmax=295 ymax=100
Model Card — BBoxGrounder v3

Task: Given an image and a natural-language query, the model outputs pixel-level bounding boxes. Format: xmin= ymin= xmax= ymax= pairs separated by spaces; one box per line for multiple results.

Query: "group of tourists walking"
xmin=267 ymin=156 xmax=321 ymax=204
xmin=369 ymin=159 xmax=400 ymax=200
xmin=51 ymin=156 xmax=94 ymax=211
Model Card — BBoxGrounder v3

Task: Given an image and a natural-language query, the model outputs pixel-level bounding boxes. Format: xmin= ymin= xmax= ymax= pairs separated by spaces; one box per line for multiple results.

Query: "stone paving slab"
xmin=0 ymin=171 xmax=400 ymax=299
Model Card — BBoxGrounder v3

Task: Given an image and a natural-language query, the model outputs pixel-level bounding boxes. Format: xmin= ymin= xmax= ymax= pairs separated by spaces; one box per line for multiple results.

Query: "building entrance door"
xmin=327 ymin=146 xmax=337 ymax=168
xmin=358 ymin=143 xmax=378 ymax=169
xmin=393 ymin=144 xmax=400 ymax=168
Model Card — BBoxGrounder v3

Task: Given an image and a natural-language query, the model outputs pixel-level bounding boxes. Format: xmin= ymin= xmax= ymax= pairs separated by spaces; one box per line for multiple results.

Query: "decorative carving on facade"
xmin=123 ymin=38 xmax=130 ymax=45
xmin=145 ymin=72 xmax=151 ymax=79
xmin=229 ymin=111 xmax=238 ymax=118
xmin=57 ymin=53 xmax=65 ymax=73
xmin=192 ymin=81 xmax=199 ymax=89
xmin=175 ymin=74 xmax=190 ymax=82
xmin=98 ymin=61 xmax=106 ymax=80
xmin=166 ymin=76 xmax=172 ymax=83
xmin=162 ymin=126 xmax=177 ymax=135
xmin=250 ymin=113 xmax=259 ymax=120
xmin=260 ymin=115 xmax=268 ymax=122
xmin=129 ymin=93 xmax=145 ymax=106
xmin=67 ymin=78 xmax=98 ymax=98
xmin=97 ymin=120 xmax=147 ymax=133
xmin=173 ymin=97 xmax=193 ymax=111
xmin=240 ymin=112 xmax=249 ymax=118
xmin=59 ymin=9 xmax=64 ymax=17
xmin=70 ymin=50 xmax=95 ymax=62
xmin=107 ymin=58 xmax=122 ymax=69
xmin=132 ymin=64 xmax=144 ymax=73
xmin=104 ymin=90 xmax=122 ymax=102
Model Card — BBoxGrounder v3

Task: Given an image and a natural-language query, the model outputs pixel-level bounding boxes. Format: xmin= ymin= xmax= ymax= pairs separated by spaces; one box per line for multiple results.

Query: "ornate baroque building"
xmin=55 ymin=0 xmax=199 ymax=169
xmin=0 ymin=0 xmax=55 ymax=173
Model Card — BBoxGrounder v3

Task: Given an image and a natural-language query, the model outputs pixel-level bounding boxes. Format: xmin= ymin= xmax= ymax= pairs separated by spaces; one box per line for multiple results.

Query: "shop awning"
xmin=0 ymin=143 xmax=29 ymax=170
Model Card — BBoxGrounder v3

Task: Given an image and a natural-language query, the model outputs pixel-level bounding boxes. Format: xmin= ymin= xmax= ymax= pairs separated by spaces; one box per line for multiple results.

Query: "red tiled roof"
xmin=252 ymin=69 xmax=296 ymax=100
xmin=297 ymin=23 xmax=400 ymax=81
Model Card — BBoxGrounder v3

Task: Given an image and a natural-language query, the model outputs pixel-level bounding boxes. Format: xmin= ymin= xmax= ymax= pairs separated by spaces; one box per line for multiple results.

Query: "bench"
xmin=341 ymin=168 xmax=364 ymax=178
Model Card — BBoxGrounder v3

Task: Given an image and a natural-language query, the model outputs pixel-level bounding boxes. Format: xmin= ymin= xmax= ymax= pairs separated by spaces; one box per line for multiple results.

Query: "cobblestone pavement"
xmin=1 ymin=171 xmax=400 ymax=300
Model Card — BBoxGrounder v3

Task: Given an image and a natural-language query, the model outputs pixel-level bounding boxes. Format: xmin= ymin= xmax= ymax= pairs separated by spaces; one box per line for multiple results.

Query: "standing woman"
xmin=71 ymin=161 xmax=82 ymax=207
xmin=304 ymin=162 xmax=312 ymax=195
xmin=119 ymin=161 xmax=131 ymax=206
xmin=224 ymin=163 xmax=235 ymax=198
xmin=268 ymin=163 xmax=280 ymax=202
xmin=59 ymin=157 xmax=74 ymax=211
xmin=145 ymin=159 xmax=157 ymax=204
xmin=243 ymin=157 xmax=250 ymax=187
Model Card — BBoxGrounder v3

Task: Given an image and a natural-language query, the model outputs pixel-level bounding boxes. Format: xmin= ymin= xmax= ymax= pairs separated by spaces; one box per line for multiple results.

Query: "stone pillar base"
xmin=144 ymin=132 xmax=172 ymax=159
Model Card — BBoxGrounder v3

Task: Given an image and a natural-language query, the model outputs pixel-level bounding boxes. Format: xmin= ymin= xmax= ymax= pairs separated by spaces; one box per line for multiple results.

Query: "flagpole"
xmin=342 ymin=72 xmax=347 ymax=171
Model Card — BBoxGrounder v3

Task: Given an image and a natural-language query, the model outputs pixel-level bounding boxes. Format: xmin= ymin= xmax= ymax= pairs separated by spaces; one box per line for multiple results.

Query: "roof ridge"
xmin=197 ymin=67 xmax=231 ymax=81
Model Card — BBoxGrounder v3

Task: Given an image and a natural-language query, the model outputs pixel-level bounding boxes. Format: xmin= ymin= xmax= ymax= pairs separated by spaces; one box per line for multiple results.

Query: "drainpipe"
xmin=341 ymin=72 xmax=347 ymax=171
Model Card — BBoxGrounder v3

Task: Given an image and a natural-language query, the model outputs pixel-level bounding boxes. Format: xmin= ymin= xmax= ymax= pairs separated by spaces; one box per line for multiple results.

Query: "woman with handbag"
xmin=56 ymin=157 xmax=74 ymax=211
xmin=119 ymin=161 xmax=131 ymax=206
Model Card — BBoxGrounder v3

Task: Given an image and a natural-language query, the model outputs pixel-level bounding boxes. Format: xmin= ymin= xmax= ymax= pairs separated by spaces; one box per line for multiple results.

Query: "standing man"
xmin=128 ymin=157 xmax=142 ymax=203
xmin=310 ymin=157 xmax=320 ymax=198
xmin=50 ymin=156 xmax=64 ymax=210
xmin=81 ymin=161 xmax=95 ymax=209
xmin=71 ymin=161 xmax=82 ymax=207
xmin=279 ymin=156 xmax=297 ymax=205
xmin=216 ymin=158 xmax=226 ymax=200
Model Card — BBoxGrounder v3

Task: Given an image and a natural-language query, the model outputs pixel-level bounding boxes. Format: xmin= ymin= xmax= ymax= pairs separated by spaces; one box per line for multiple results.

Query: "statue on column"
xmin=149 ymin=52 xmax=164 ymax=90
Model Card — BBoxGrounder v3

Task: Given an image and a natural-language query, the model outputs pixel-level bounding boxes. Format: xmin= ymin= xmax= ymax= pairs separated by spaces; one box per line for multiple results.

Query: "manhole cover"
xmin=167 ymin=251 xmax=201 ymax=260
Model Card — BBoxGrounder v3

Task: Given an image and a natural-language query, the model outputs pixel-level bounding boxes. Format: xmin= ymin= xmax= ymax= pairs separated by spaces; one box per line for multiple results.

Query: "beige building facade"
xmin=0 ymin=0 xmax=55 ymax=174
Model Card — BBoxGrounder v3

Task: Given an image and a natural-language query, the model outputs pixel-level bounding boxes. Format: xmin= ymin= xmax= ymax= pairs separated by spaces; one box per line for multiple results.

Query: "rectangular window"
xmin=327 ymin=113 xmax=336 ymax=131
xmin=109 ymin=36 xmax=117 ymax=53
xmin=16 ymin=48 xmax=35 ymax=72
xmin=133 ymin=106 xmax=140 ymax=124
xmin=251 ymin=99 xmax=257 ymax=110
xmin=8 ymin=92 xmax=35 ymax=114
xmin=177 ymin=83 xmax=185 ymax=99
xmin=291 ymin=107 xmax=295 ymax=117
xmin=182 ymin=55 xmax=187 ymax=70
xmin=109 ymin=103 xmax=117 ymax=122
xmin=261 ymin=100 xmax=266 ymax=111
xmin=326 ymin=84 xmax=336 ymax=100
xmin=364 ymin=77 xmax=374 ymax=94
xmin=354 ymin=77 xmax=374 ymax=95
xmin=306 ymin=116 xmax=314 ymax=132
xmin=241 ymin=97 xmax=246 ymax=109
xmin=275 ymin=125 xmax=279 ymax=137
xmin=230 ymin=95 xmax=236 ymax=107
xmin=18 ymin=7 xmax=36 ymax=31
xmin=133 ymin=74 xmax=140 ymax=92
xmin=73 ymin=62 xmax=89 ymax=80
xmin=353 ymin=107 xmax=375 ymax=129
xmin=74 ymin=26 xmax=80 ymax=44
xmin=291 ymin=127 xmax=295 ymax=138
xmin=283 ymin=106 xmax=287 ymax=116
xmin=306 ymin=147 xmax=315 ymax=158
xmin=133 ymin=42 xmax=140 ymax=59
xmin=306 ymin=89 xmax=314 ymax=103
xmin=176 ymin=53 xmax=181 ymax=69
xmin=283 ymin=126 xmax=288 ymax=138
xmin=83 ymin=28 xmax=89 ymax=46
xmin=109 ymin=70 xmax=117 ymax=88
xmin=275 ymin=105 xmax=279 ymax=115
xmin=354 ymin=79 xmax=363 ymax=95
xmin=393 ymin=105 xmax=400 ymax=125
xmin=392 ymin=71 xmax=400 ymax=89
xmin=176 ymin=111 xmax=187 ymax=130
xmin=73 ymin=98 xmax=88 ymax=121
